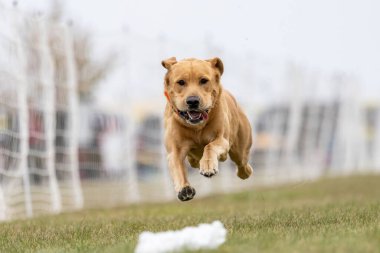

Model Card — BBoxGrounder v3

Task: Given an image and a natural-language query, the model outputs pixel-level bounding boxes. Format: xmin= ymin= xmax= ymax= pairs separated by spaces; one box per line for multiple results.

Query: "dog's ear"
xmin=207 ymin=57 xmax=224 ymax=76
xmin=161 ymin=57 xmax=177 ymax=70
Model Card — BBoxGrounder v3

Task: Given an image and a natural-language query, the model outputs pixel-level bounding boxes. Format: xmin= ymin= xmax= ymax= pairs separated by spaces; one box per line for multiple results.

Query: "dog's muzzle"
xmin=178 ymin=109 xmax=209 ymax=125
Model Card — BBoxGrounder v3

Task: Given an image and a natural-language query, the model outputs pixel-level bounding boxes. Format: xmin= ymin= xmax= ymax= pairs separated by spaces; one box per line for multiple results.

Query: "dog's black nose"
xmin=186 ymin=96 xmax=200 ymax=108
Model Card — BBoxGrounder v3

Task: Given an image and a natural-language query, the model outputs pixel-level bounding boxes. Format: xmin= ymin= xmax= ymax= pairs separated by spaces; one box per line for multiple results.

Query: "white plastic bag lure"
xmin=134 ymin=220 xmax=227 ymax=253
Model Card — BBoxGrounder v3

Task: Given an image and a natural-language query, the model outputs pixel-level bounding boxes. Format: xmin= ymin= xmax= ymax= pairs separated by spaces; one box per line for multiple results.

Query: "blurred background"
xmin=0 ymin=0 xmax=379 ymax=221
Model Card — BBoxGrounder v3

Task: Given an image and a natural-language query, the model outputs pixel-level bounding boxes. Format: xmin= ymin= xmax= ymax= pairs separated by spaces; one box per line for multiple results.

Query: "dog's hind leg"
xmin=229 ymin=148 xmax=253 ymax=179
xmin=229 ymin=122 xmax=253 ymax=179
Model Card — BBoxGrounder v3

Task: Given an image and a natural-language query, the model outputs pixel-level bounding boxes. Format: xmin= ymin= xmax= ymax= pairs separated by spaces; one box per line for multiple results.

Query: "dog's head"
xmin=162 ymin=57 xmax=223 ymax=126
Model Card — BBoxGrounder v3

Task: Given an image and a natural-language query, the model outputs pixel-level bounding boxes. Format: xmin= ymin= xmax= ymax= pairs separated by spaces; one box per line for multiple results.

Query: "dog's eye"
xmin=177 ymin=80 xmax=186 ymax=86
xmin=200 ymin=78 xmax=209 ymax=85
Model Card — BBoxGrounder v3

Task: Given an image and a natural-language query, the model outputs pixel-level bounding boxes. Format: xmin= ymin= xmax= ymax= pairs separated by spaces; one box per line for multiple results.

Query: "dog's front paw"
xmin=178 ymin=186 xmax=196 ymax=201
xmin=199 ymin=157 xmax=218 ymax=178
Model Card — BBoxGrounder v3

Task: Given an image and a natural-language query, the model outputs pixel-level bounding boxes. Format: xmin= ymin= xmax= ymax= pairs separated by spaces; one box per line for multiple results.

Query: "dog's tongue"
xmin=188 ymin=111 xmax=202 ymax=120
xmin=201 ymin=111 xmax=208 ymax=120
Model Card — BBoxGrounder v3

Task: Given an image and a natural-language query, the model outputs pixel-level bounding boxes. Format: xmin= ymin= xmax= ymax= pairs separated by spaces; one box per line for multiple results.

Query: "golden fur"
xmin=162 ymin=57 xmax=253 ymax=201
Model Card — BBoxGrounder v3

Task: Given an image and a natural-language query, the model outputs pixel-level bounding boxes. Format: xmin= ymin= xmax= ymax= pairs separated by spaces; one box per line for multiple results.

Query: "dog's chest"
xmin=190 ymin=130 xmax=215 ymax=147
xmin=188 ymin=132 xmax=215 ymax=159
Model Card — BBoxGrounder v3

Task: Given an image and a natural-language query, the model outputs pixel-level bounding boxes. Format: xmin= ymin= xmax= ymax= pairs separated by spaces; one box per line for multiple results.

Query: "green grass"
xmin=0 ymin=175 xmax=379 ymax=253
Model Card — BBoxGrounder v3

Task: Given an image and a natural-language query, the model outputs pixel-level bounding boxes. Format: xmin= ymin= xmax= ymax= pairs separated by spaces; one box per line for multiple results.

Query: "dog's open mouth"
xmin=179 ymin=109 xmax=209 ymax=124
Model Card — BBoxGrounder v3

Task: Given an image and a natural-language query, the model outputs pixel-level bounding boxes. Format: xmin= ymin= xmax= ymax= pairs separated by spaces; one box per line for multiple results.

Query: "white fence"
xmin=0 ymin=5 xmax=82 ymax=220
xmin=0 ymin=5 xmax=380 ymax=221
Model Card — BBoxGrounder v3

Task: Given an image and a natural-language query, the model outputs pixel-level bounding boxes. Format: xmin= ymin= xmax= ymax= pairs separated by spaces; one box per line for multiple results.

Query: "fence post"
xmin=38 ymin=18 xmax=62 ymax=213
xmin=159 ymin=119 xmax=174 ymax=200
xmin=265 ymin=109 xmax=286 ymax=182
xmin=375 ymin=108 xmax=380 ymax=171
xmin=0 ymin=186 xmax=6 ymax=221
xmin=62 ymin=25 xmax=83 ymax=209
xmin=303 ymin=72 xmax=322 ymax=179
xmin=14 ymin=11 xmax=33 ymax=218
xmin=125 ymin=118 xmax=140 ymax=203
xmin=283 ymin=64 xmax=303 ymax=181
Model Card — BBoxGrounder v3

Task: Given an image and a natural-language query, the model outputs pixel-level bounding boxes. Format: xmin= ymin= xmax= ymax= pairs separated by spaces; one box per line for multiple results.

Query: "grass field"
xmin=0 ymin=175 xmax=379 ymax=253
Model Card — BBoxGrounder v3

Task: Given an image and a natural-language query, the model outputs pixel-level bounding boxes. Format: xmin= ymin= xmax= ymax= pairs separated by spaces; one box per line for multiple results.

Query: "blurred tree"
xmin=48 ymin=0 xmax=116 ymax=101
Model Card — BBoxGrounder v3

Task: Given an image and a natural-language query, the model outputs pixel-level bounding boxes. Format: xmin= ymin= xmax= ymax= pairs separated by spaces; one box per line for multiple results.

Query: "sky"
xmin=11 ymin=0 xmax=380 ymax=108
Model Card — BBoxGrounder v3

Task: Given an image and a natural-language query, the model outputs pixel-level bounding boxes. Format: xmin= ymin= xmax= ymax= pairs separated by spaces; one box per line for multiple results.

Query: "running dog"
xmin=162 ymin=57 xmax=253 ymax=201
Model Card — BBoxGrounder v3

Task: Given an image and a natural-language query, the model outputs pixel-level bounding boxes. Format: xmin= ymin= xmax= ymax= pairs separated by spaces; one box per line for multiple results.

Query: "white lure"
xmin=134 ymin=220 xmax=227 ymax=253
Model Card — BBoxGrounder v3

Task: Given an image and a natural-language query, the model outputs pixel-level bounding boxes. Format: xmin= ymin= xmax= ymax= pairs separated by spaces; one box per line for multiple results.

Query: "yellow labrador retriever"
xmin=162 ymin=57 xmax=253 ymax=201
